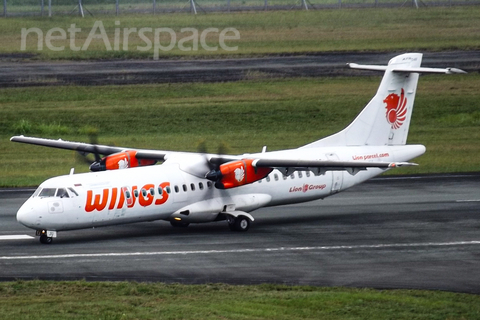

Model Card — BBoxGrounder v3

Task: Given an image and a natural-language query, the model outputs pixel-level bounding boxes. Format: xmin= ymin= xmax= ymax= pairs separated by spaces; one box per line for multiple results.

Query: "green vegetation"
xmin=1 ymin=74 xmax=479 ymax=187
xmin=0 ymin=281 xmax=479 ymax=319
xmin=1 ymin=7 xmax=479 ymax=59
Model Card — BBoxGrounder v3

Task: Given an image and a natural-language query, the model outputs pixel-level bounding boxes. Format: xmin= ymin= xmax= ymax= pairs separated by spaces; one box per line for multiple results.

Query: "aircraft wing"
xmin=10 ymin=135 xmax=168 ymax=161
xmin=250 ymin=158 xmax=417 ymax=176
xmin=11 ymin=136 xmax=416 ymax=176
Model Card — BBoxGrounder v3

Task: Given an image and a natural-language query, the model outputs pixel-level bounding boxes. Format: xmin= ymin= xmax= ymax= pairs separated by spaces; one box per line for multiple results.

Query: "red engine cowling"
xmin=215 ymin=159 xmax=272 ymax=189
xmin=90 ymin=150 xmax=157 ymax=172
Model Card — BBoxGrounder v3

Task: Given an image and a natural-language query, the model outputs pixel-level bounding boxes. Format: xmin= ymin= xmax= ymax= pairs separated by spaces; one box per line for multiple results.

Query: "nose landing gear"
xmin=36 ymin=230 xmax=57 ymax=244
xmin=39 ymin=235 xmax=53 ymax=244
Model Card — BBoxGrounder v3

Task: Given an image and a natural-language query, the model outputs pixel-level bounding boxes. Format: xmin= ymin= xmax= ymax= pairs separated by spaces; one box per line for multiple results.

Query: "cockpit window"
xmin=39 ymin=188 xmax=56 ymax=197
xmin=37 ymin=187 xmax=74 ymax=198
xmin=32 ymin=187 xmax=42 ymax=197
xmin=56 ymin=188 xmax=69 ymax=198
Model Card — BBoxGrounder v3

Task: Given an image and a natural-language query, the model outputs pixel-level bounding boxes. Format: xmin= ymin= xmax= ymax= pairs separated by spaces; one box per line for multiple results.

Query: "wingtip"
xmin=389 ymin=162 xmax=418 ymax=168
xmin=446 ymin=68 xmax=467 ymax=74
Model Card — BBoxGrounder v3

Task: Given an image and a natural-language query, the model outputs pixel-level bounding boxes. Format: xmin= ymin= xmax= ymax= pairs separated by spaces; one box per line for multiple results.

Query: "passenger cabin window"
xmin=266 ymin=176 xmax=271 ymax=182
xmin=306 ymin=171 xmax=311 ymax=178
xmin=174 ymin=186 xmax=179 ymax=193
xmin=274 ymin=174 xmax=279 ymax=181
xmin=290 ymin=173 xmax=295 ymax=179
xmin=166 ymin=186 xmax=171 ymax=194
xmin=199 ymin=182 xmax=204 ymax=190
xmin=134 ymin=189 xmax=139 ymax=197
xmin=158 ymin=187 xmax=163 ymax=196
xmin=149 ymin=188 xmax=155 ymax=196
xmin=141 ymin=189 xmax=147 ymax=197
xmin=207 ymin=181 xmax=213 ymax=189
xmin=298 ymin=172 xmax=303 ymax=179
xmin=283 ymin=175 xmax=287 ymax=180
xmin=190 ymin=183 xmax=195 ymax=191
xmin=182 ymin=184 xmax=187 ymax=192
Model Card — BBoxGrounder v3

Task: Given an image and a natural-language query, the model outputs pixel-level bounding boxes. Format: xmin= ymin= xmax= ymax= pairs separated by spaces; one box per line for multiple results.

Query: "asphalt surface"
xmin=1 ymin=173 xmax=480 ymax=293
xmin=1 ymin=51 xmax=479 ymax=87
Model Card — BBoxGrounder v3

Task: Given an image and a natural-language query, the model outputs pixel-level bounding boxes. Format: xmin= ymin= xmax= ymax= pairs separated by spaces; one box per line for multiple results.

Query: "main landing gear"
xmin=227 ymin=215 xmax=251 ymax=232
xmin=168 ymin=214 xmax=252 ymax=232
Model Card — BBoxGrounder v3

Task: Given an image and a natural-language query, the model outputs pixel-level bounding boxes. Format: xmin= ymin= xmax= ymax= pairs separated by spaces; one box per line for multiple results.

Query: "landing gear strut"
xmin=227 ymin=215 xmax=250 ymax=232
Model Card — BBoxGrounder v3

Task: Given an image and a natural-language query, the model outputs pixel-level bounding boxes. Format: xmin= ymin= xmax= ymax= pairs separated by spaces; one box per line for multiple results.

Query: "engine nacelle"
xmin=212 ymin=159 xmax=272 ymax=189
xmin=90 ymin=150 xmax=156 ymax=172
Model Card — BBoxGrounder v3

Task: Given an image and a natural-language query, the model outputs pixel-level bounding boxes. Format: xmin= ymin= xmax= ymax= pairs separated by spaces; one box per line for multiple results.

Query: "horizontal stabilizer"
xmin=348 ymin=63 xmax=467 ymax=74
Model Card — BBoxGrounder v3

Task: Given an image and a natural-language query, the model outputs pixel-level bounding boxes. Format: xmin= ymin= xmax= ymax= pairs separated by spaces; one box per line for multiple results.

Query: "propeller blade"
xmin=76 ymin=132 xmax=103 ymax=170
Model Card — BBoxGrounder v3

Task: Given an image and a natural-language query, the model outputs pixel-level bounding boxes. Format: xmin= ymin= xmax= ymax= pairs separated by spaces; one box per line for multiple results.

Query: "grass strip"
xmin=1 ymin=74 xmax=479 ymax=187
xmin=0 ymin=280 xmax=479 ymax=319
xmin=2 ymin=7 xmax=480 ymax=60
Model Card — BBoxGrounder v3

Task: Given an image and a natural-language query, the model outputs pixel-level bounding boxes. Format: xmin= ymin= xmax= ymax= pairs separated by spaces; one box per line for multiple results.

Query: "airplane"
xmin=11 ymin=53 xmax=466 ymax=244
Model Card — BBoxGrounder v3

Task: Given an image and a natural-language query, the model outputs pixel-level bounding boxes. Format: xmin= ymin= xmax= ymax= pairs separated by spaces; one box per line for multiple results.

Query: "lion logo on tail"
xmin=384 ymin=88 xmax=407 ymax=129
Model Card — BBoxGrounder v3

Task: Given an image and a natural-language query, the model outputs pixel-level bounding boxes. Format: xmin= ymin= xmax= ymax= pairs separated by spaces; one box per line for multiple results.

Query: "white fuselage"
xmin=16 ymin=144 xmax=425 ymax=232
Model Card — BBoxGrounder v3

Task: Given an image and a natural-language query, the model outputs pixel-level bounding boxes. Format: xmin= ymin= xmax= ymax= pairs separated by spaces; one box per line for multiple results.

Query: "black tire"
xmin=230 ymin=215 xmax=250 ymax=232
xmin=227 ymin=215 xmax=236 ymax=231
xmin=170 ymin=220 xmax=190 ymax=228
xmin=39 ymin=235 xmax=53 ymax=244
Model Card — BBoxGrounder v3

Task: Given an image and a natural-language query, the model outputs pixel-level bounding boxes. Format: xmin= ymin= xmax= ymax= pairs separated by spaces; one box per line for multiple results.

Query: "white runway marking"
xmin=0 ymin=235 xmax=34 ymax=240
xmin=456 ymin=200 xmax=480 ymax=202
xmin=1 ymin=240 xmax=480 ymax=260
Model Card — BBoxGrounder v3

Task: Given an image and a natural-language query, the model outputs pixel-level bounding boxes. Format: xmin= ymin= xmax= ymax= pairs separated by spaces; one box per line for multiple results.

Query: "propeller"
xmin=202 ymin=142 xmax=236 ymax=188
xmin=75 ymin=132 xmax=103 ymax=171
xmin=177 ymin=140 xmax=233 ymax=185
xmin=204 ymin=156 xmax=225 ymax=183
xmin=88 ymin=149 xmax=104 ymax=171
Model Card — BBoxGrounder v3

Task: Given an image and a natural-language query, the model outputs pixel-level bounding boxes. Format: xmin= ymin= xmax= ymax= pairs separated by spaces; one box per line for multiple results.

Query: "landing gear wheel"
xmin=170 ymin=220 xmax=190 ymax=228
xmin=228 ymin=215 xmax=250 ymax=232
xmin=39 ymin=235 xmax=53 ymax=244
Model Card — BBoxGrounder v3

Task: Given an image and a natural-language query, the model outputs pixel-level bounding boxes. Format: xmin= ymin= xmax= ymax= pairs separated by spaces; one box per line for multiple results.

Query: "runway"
xmin=1 ymin=173 xmax=480 ymax=293
xmin=1 ymin=50 xmax=479 ymax=86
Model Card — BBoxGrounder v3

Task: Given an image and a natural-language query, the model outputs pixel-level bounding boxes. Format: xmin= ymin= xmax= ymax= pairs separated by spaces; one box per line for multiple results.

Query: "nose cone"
xmin=16 ymin=200 xmax=38 ymax=229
